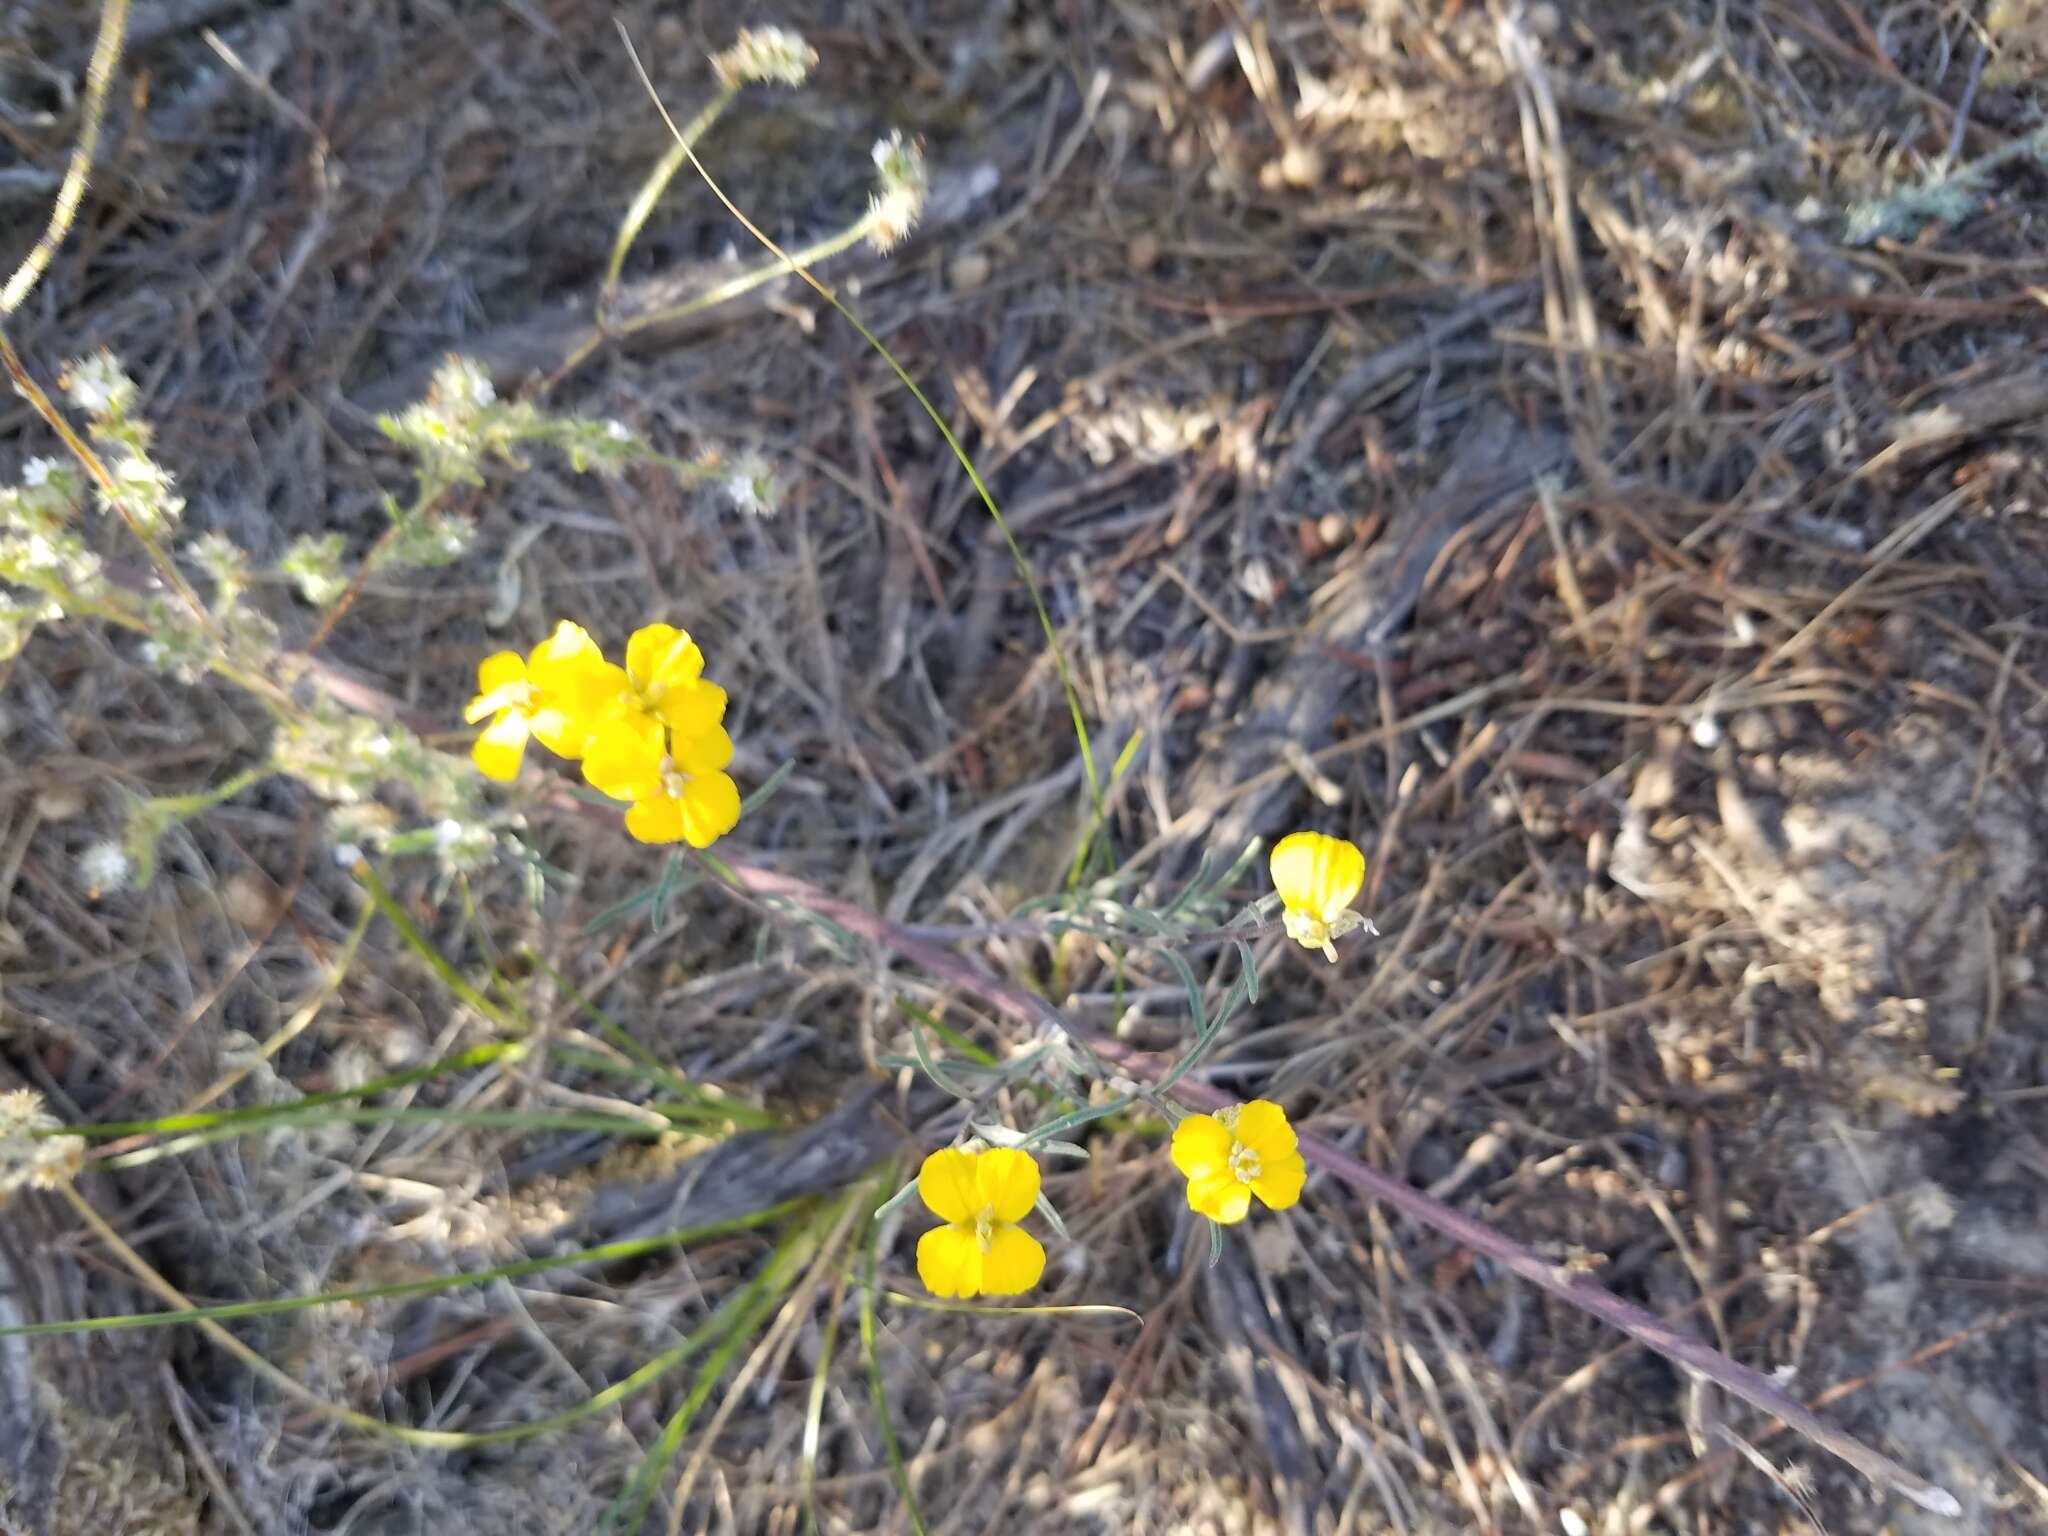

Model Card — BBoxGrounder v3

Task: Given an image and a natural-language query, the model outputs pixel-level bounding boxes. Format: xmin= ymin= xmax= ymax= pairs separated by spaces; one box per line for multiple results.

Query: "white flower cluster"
xmin=0 ymin=1089 xmax=85 ymax=1196
xmin=867 ymin=132 xmax=929 ymax=253
xmin=60 ymin=351 xmax=137 ymax=420
xmin=77 ymin=840 xmax=130 ymax=897
xmin=711 ymin=26 xmax=816 ymax=89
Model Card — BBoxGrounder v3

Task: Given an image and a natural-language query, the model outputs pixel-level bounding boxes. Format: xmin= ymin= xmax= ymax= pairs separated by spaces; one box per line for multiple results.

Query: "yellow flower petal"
xmin=1270 ymin=832 xmax=1365 ymax=924
xmin=656 ymin=679 xmax=727 ymax=739
xmin=978 ymin=1225 xmax=1045 ymax=1296
xmin=465 ymin=652 xmax=527 ymax=723
xmin=471 ymin=710 xmax=531 ymax=781
xmin=1251 ymin=1150 xmax=1306 ymax=1211
xmin=671 ymin=723 xmax=734 ymax=778
xmin=541 ymin=661 xmax=630 ymax=755
xmin=676 ymin=771 xmax=741 ymax=849
xmin=624 ymin=795 xmax=685 ymax=844
xmin=477 ymin=650 xmax=525 ymax=694
xmin=975 ymin=1147 xmax=1041 ymax=1224
xmin=916 ymin=1223 xmax=983 ymax=1299
xmin=1187 ymin=1168 xmax=1252 ymax=1225
xmin=526 ymin=620 xmax=602 ymax=685
xmin=1170 ymin=1114 xmax=1232 ymax=1181
xmin=625 ymin=623 xmax=704 ymax=694
xmin=917 ymin=1148 xmax=982 ymax=1224
xmin=581 ymin=713 xmax=665 ymax=801
xmin=1233 ymin=1100 xmax=1297 ymax=1162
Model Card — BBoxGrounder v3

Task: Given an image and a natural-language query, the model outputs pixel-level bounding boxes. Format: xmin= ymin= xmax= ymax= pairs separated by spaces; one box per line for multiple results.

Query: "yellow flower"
xmin=463 ymin=620 xmax=625 ymax=781
xmin=581 ymin=711 xmax=742 ymax=849
xmin=914 ymin=1146 xmax=1046 ymax=1298
xmin=623 ymin=622 xmax=728 ymax=739
xmin=1171 ymin=1100 xmax=1306 ymax=1225
xmin=1270 ymin=831 xmax=1367 ymax=962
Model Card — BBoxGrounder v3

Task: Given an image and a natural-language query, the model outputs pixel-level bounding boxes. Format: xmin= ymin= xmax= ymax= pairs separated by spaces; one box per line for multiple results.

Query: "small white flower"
xmin=605 ymin=419 xmax=633 ymax=442
xmin=22 ymin=458 xmax=56 ymax=489
xmin=332 ymin=843 xmax=365 ymax=868
xmin=865 ymin=132 xmax=929 ymax=253
xmin=434 ymin=818 xmax=462 ymax=848
xmin=78 ymin=841 xmax=129 ymax=896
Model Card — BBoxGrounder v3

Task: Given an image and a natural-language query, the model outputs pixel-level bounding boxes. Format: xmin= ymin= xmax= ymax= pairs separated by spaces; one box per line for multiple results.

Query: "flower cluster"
xmin=710 ymin=26 xmax=817 ymax=90
xmin=466 ymin=620 xmax=741 ymax=849
xmin=910 ymin=1096 xmax=1312 ymax=1299
xmin=0 ymin=1089 xmax=85 ymax=1196
xmin=866 ymin=132 xmax=929 ymax=253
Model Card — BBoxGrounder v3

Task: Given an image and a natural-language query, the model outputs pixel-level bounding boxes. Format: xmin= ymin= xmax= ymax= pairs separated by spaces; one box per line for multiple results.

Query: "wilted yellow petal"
xmin=975 ymin=1147 xmax=1041 ymax=1224
xmin=1170 ymin=1114 xmax=1232 ymax=1181
xmin=1270 ymin=832 xmax=1365 ymax=923
xmin=1251 ymin=1150 xmax=1306 ymax=1211
xmin=916 ymin=1223 xmax=982 ymax=1298
xmin=978 ymin=1226 xmax=1045 ymax=1296
xmin=917 ymin=1148 xmax=981 ymax=1224
xmin=677 ymin=771 xmax=741 ymax=849
xmin=471 ymin=710 xmax=530 ymax=781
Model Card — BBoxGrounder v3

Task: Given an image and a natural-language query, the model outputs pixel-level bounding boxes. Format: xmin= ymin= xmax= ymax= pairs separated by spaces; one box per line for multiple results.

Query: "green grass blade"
xmin=861 ymin=1217 xmax=930 ymax=1536
xmin=600 ymin=1202 xmax=835 ymax=1533
xmin=0 ymin=1198 xmax=810 ymax=1338
xmin=892 ymin=998 xmax=996 ymax=1068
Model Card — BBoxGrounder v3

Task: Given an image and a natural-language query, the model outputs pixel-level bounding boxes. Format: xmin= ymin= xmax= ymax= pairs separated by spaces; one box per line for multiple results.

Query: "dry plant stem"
xmin=56 ymin=1182 xmax=467 ymax=1448
xmin=0 ymin=327 xmax=238 ymax=669
xmin=720 ymin=862 xmax=1961 ymax=1518
xmin=0 ymin=0 xmax=128 ymax=315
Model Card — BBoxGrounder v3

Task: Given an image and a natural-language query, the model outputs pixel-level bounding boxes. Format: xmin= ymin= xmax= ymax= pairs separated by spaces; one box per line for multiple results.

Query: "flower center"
xmin=658 ymin=757 xmax=691 ymax=800
xmin=1283 ymin=908 xmax=1332 ymax=949
xmin=973 ymin=1206 xmax=996 ymax=1252
xmin=1229 ymin=1140 xmax=1262 ymax=1184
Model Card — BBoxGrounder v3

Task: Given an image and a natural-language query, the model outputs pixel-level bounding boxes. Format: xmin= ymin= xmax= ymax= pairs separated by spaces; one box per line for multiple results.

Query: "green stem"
xmin=601 ymin=83 xmax=742 ymax=305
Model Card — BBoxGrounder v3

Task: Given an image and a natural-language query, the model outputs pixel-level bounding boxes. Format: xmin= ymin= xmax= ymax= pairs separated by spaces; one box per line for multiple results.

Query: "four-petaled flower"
xmin=1270 ymin=831 xmax=1368 ymax=962
xmin=914 ymin=1146 xmax=1046 ymax=1298
xmin=621 ymin=623 xmax=728 ymax=740
xmin=463 ymin=620 xmax=624 ymax=781
xmin=1171 ymin=1099 xmax=1306 ymax=1224
xmin=582 ymin=709 xmax=742 ymax=849
xmin=578 ymin=623 xmax=741 ymax=848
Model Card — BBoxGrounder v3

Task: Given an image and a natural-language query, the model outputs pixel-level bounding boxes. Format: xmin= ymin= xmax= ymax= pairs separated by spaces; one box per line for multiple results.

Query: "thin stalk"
xmin=1 ymin=0 xmax=128 ymax=314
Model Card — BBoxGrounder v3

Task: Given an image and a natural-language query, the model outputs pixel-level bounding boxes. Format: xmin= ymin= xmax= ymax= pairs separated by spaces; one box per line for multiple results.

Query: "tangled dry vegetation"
xmin=3 ymin=1 xmax=2048 ymax=1532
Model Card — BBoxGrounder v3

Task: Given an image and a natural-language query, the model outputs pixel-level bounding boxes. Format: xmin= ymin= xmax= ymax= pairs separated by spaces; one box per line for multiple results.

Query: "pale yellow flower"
xmin=1171 ymin=1100 xmax=1305 ymax=1225
xmin=1270 ymin=831 xmax=1367 ymax=962
xmin=463 ymin=620 xmax=624 ymax=780
xmin=914 ymin=1146 xmax=1046 ymax=1299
